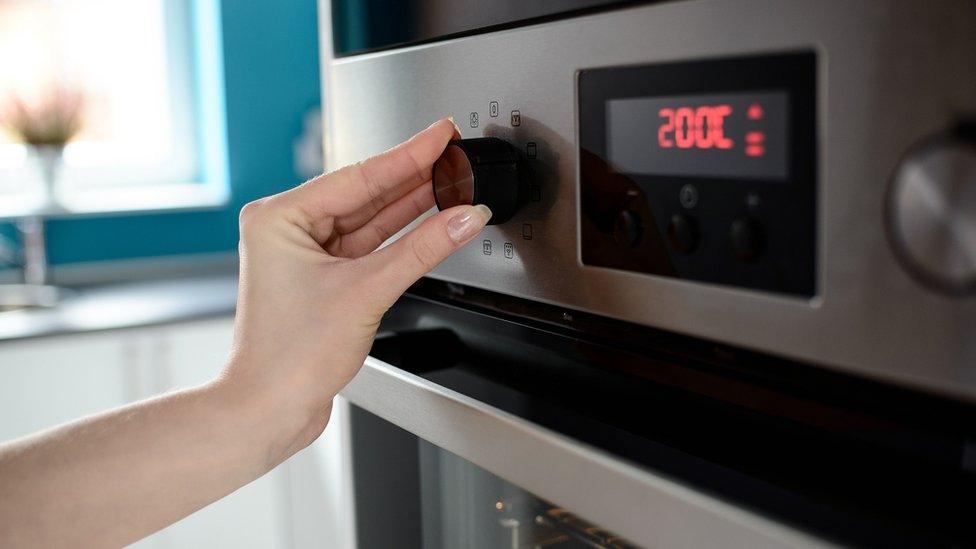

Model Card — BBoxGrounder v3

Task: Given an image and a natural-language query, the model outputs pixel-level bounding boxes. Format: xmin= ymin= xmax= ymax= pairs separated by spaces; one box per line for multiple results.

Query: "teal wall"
xmin=27 ymin=0 xmax=321 ymax=265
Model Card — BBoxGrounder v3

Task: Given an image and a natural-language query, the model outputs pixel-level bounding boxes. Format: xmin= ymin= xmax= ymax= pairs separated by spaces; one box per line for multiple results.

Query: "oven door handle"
xmin=341 ymin=348 xmax=831 ymax=549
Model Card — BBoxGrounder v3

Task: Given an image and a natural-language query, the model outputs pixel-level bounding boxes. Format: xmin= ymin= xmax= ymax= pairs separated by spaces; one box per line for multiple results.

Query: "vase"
xmin=28 ymin=144 xmax=65 ymax=205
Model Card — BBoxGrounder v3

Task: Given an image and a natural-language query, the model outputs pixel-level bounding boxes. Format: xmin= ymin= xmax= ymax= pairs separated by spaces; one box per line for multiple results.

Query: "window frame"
xmin=0 ymin=0 xmax=229 ymax=221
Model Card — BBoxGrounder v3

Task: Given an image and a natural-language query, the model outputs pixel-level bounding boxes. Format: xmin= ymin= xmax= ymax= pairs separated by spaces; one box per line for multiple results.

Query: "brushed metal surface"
xmin=342 ymin=356 xmax=832 ymax=548
xmin=888 ymin=141 xmax=976 ymax=294
xmin=324 ymin=0 xmax=976 ymax=400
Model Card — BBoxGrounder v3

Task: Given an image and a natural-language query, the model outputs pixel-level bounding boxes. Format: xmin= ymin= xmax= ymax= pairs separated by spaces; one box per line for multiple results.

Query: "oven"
xmin=318 ymin=1 xmax=976 ymax=547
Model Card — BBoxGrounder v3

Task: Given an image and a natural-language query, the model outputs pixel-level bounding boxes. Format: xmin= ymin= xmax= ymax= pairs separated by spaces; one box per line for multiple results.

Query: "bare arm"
xmin=0 ymin=118 xmax=490 ymax=547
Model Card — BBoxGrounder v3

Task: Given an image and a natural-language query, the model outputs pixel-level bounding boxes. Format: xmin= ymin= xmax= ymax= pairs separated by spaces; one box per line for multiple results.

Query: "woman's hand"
xmin=0 ymin=118 xmax=488 ymax=548
xmin=222 ymin=117 xmax=491 ymax=464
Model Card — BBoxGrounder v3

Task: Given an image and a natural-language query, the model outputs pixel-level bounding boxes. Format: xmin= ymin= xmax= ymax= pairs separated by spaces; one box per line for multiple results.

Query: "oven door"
xmin=341 ymin=360 xmax=818 ymax=549
xmin=335 ymin=287 xmax=976 ymax=549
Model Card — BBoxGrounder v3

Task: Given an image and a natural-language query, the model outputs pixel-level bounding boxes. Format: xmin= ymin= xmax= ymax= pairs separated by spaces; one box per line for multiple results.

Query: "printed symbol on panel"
xmin=679 ymin=184 xmax=698 ymax=209
xmin=530 ymin=185 xmax=541 ymax=202
xmin=521 ymin=223 xmax=533 ymax=240
xmin=746 ymin=192 xmax=762 ymax=210
xmin=510 ymin=110 xmax=521 ymax=127
xmin=482 ymin=239 xmax=493 ymax=255
xmin=525 ymin=141 xmax=537 ymax=159
xmin=504 ymin=242 xmax=514 ymax=259
xmin=489 ymin=101 xmax=499 ymax=117
xmin=469 ymin=112 xmax=479 ymax=128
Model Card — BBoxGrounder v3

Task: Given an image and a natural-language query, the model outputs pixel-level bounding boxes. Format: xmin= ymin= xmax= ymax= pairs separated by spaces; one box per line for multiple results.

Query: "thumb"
xmin=370 ymin=204 xmax=492 ymax=300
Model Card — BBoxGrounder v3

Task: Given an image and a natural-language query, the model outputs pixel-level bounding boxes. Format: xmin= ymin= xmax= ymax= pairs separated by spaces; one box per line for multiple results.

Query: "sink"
xmin=0 ymin=284 xmax=73 ymax=312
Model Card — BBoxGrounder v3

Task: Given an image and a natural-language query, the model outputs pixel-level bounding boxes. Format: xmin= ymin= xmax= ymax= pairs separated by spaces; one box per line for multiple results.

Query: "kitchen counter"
xmin=0 ymin=274 xmax=238 ymax=342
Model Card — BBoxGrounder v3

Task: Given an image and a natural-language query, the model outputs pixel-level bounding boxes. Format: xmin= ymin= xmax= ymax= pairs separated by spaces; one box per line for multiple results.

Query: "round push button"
xmin=613 ymin=210 xmax=643 ymax=247
xmin=667 ymin=214 xmax=699 ymax=254
xmin=731 ymin=218 xmax=764 ymax=261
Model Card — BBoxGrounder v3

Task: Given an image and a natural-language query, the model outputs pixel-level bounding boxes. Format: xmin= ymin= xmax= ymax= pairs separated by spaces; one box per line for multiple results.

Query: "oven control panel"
xmin=325 ymin=0 xmax=976 ymax=401
xmin=579 ymin=53 xmax=817 ymax=296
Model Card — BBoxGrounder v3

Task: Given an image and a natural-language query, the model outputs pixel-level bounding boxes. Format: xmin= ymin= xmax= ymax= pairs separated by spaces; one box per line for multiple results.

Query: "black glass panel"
xmin=350 ymin=405 xmax=640 ymax=548
xmin=579 ymin=52 xmax=817 ymax=296
xmin=331 ymin=0 xmax=644 ymax=56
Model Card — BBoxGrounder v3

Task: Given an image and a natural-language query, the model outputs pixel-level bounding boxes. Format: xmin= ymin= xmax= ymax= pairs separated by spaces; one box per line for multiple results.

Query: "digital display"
xmin=606 ymin=91 xmax=789 ymax=180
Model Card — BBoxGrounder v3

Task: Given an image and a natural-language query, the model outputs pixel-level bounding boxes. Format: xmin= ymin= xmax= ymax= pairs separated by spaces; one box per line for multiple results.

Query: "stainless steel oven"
xmin=319 ymin=1 xmax=976 ymax=547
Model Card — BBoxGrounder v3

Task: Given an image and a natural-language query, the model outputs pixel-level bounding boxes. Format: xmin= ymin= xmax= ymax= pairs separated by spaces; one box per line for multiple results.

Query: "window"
xmin=0 ymin=0 xmax=227 ymax=217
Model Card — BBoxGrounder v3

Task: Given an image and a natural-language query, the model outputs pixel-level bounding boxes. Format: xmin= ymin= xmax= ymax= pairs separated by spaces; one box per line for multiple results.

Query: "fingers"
xmin=367 ymin=204 xmax=492 ymax=302
xmin=332 ymin=182 xmax=435 ymax=257
xmin=292 ymin=118 xmax=457 ymax=219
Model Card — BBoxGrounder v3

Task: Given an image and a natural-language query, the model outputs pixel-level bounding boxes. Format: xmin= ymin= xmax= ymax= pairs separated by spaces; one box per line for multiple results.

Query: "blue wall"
xmin=34 ymin=0 xmax=321 ymax=265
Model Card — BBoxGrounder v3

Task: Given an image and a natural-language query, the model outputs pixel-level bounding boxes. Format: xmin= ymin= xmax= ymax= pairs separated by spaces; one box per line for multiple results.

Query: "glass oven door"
xmin=350 ymin=403 xmax=640 ymax=548
xmin=336 ymin=286 xmax=976 ymax=548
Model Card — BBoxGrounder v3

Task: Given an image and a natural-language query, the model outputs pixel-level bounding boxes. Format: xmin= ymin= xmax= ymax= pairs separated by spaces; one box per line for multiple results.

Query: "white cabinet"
xmin=0 ymin=317 xmax=350 ymax=549
xmin=0 ymin=332 xmax=134 ymax=443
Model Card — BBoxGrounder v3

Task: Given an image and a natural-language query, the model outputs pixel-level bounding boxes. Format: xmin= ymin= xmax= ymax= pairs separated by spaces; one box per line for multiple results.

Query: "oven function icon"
xmin=510 ymin=110 xmax=521 ymax=127
xmin=679 ymin=184 xmax=699 ymax=209
xmin=482 ymin=239 xmax=493 ymax=256
xmin=489 ymin=101 xmax=499 ymax=118
xmin=469 ymin=112 xmax=479 ymax=128
xmin=504 ymin=242 xmax=514 ymax=259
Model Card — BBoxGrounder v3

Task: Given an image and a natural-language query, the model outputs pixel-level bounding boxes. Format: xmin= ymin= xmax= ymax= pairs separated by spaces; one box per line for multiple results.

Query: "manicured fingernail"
xmin=447 ymin=116 xmax=461 ymax=134
xmin=447 ymin=205 xmax=492 ymax=243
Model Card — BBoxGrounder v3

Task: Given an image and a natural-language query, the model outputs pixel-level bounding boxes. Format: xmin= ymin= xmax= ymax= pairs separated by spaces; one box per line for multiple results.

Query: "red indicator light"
xmin=745 ymin=131 xmax=765 ymax=144
xmin=745 ymin=145 xmax=765 ymax=157
xmin=747 ymin=103 xmax=764 ymax=120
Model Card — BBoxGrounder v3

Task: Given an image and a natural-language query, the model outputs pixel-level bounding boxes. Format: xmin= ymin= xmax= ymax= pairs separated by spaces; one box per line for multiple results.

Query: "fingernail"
xmin=447 ymin=116 xmax=461 ymax=134
xmin=447 ymin=205 xmax=492 ymax=243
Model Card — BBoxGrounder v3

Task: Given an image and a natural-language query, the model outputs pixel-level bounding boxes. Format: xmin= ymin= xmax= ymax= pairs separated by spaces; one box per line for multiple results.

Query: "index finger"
xmin=294 ymin=118 xmax=458 ymax=218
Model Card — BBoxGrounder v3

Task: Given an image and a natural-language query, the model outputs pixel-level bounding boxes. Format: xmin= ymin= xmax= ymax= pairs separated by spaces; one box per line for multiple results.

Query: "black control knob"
xmin=731 ymin=218 xmax=764 ymax=261
xmin=667 ymin=214 xmax=699 ymax=254
xmin=432 ymin=137 xmax=523 ymax=224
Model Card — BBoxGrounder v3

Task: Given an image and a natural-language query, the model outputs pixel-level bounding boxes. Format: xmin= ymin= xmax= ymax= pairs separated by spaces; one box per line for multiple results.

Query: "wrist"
xmin=208 ymin=363 xmax=334 ymax=471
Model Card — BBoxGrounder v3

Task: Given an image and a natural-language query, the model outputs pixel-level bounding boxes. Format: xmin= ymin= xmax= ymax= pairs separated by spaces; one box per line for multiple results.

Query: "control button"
xmin=469 ymin=112 xmax=479 ymax=128
xmin=432 ymin=137 xmax=525 ymax=224
xmin=504 ymin=242 xmax=514 ymax=259
xmin=730 ymin=218 xmax=764 ymax=261
xmin=526 ymin=142 xmax=537 ymax=159
xmin=745 ymin=192 xmax=762 ymax=210
xmin=679 ymin=184 xmax=699 ymax=209
xmin=886 ymin=128 xmax=976 ymax=295
xmin=522 ymin=223 xmax=533 ymax=240
xmin=489 ymin=101 xmax=499 ymax=117
xmin=613 ymin=210 xmax=644 ymax=248
xmin=666 ymin=214 xmax=698 ymax=254
xmin=482 ymin=240 xmax=493 ymax=255
xmin=511 ymin=110 xmax=521 ymax=126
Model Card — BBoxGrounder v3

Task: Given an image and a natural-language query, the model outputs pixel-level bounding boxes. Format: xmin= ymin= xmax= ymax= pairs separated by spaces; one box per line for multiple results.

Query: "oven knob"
xmin=613 ymin=210 xmax=643 ymax=247
xmin=667 ymin=214 xmax=699 ymax=254
xmin=432 ymin=137 xmax=524 ymax=224
xmin=886 ymin=129 xmax=976 ymax=294
xmin=731 ymin=218 xmax=763 ymax=261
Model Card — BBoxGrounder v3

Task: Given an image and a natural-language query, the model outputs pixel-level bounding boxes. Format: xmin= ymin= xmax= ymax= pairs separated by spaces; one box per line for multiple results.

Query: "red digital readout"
xmin=657 ymin=103 xmax=767 ymax=158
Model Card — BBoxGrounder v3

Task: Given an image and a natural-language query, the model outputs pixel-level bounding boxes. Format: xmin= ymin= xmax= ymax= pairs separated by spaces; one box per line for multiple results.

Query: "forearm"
xmin=0 ymin=373 xmax=325 ymax=548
